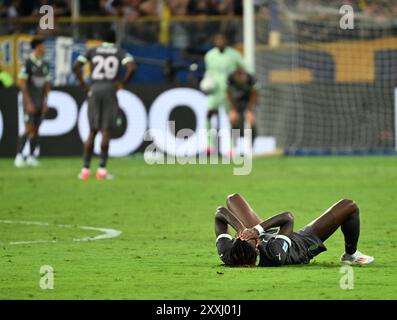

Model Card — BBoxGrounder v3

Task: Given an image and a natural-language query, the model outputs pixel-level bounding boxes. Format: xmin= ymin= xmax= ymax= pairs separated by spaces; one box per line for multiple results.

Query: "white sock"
xmin=345 ymin=251 xmax=358 ymax=257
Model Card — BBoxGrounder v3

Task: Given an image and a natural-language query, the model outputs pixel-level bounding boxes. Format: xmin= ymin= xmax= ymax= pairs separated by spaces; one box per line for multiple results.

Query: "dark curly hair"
xmin=31 ymin=38 xmax=45 ymax=50
xmin=227 ymin=238 xmax=257 ymax=266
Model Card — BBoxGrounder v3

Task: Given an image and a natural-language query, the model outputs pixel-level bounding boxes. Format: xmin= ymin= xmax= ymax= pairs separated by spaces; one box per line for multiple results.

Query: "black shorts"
xmin=295 ymin=226 xmax=327 ymax=260
xmin=88 ymin=90 xmax=119 ymax=130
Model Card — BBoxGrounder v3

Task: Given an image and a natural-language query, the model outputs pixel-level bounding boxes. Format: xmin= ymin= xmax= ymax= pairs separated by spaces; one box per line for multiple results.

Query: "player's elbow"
xmin=283 ymin=211 xmax=294 ymax=222
xmin=226 ymin=193 xmax=240 ymax=203
xmin=73 ymin=62 xmax=81 ymax=74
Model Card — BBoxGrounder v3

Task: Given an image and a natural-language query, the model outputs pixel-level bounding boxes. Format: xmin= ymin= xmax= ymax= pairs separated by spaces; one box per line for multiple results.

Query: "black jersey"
xmin=216 ymin=227 xmax=327 ymax=267
xmin=77 ymin=42 xmax=134 ymax=93
xmin=18 ymin=54 xmax=51 ymax=108
xmin=227 ymin=73 xmax=258 ymax=111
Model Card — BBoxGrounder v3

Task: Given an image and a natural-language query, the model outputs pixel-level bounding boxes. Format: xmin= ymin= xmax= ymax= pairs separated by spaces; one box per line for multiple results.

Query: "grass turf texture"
xmin=0 ymin=156 xmax=396 ymax=300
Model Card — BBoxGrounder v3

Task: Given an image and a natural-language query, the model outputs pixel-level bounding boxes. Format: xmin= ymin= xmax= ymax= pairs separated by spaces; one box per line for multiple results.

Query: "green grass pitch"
xmin=0 ymin=156 xmax=396 ymax=300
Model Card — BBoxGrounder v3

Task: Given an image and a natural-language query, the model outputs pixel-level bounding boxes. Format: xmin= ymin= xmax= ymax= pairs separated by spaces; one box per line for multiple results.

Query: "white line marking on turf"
xmin=0 ymin=220 xmax=122 ymax=246
xmin=73 ymin=226 xmax=122 ymax=242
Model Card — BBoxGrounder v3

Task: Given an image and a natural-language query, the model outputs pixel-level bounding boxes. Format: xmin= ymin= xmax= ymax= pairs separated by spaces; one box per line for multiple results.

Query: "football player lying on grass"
xmin=215 ymin=194 xmax=374 ymax=267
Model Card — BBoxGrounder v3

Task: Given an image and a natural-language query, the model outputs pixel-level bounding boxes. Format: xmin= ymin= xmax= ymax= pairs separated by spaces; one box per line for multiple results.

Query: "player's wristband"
xmin=216 ymin=234 xmax=233 ymax=243
xmin=254 ymin=224 xmax=265 ymax=235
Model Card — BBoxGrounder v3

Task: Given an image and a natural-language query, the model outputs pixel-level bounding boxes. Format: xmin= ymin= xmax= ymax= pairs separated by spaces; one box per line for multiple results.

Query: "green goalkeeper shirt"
xmin=204 ymin=47 xmax=248 ymax=92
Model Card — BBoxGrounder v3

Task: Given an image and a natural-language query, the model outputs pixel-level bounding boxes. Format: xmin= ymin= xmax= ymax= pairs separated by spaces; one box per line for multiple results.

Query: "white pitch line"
xmin=73 ymin=226 xmax=122 ymax=242
xmin=0 ymin=220 xmax=122 ymax=246
xmin=9 ymin=240 xmax=58 ymax=245
xmin=0 ymin=220 xmax=50 ymax=226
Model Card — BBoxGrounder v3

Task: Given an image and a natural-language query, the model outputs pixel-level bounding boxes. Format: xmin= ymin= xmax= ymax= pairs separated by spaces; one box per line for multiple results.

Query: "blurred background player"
xmin=14 ymin=38 xmax=51 ymax=168
xmin=227 ymin=67 xmax=258 ymax=155
xmin=74 ymin=30 xmax=136 ymax=181
xmin=201 ymin=33 xmax=248 ymax=155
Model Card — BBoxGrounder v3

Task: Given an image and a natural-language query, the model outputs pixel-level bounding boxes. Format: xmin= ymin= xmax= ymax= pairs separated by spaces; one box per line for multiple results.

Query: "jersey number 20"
xmin=92 ymin=56 xmax=119 ymax=80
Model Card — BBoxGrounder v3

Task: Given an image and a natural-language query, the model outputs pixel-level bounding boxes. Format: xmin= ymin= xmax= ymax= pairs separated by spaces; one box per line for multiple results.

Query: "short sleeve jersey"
xmin=204 ymin=47 xmax=248 ymax=91
xmin=77 ymin=42 xmax=134 ymax=92
xmin=18 ymin=54 xmax=51 ymax=107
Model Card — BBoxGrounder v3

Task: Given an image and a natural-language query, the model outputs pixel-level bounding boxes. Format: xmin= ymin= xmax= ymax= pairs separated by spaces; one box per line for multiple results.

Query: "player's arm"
xmin=226 ymin=83 xmax=237 ymax=111
xmin=240 ymin=212 xmax=294 ymax=241
xmin=247 ymin=77 xmax=260 ymax=112
xmin=73 ymin=55 xmax=90 ymax=92
xmin=42 ymin=67 xmax=51 ymax=114
xmin=215 ymin=207 xmax=239 ymax=264
xmin=226 ymin=73 xmax=242 ymax=126
xmin=116 ymin=52 xmax=136 ymax=90
xmin=42 ymin=81 xmax=51 ymax=114
xmin=203 ymin=52 xmax=215 ymax=77
xmin=245 ymin=212 xmax=294 ymax=267
xmin=123 ymin=61 xmax=136 ymax=84
xmin=18 ymin=65 xmax=35 ymax=114
xmin=247 ymin=87 xmax=257 ymax=112
xmin=117 ymin=62 xmax=136 ymax=90
xmin=215 ymin=206 xmax=245 ymax=237
xmin=244 ymin=86 xmax=257 ymax=126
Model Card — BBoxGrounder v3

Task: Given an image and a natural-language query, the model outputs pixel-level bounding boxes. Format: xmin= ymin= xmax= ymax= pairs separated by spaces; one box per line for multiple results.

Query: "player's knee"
xmin=341 ymin=199 xmax=358 ymax=211
xmin=88 ymin=131 xmax=97 ymax=140
xmin=215 ymin=206 xmax=226 ymax=214
xmin=29 ymin=130 xmax=38 ymax=138
xmin=26 ymin=124 xmax=34 ymax=134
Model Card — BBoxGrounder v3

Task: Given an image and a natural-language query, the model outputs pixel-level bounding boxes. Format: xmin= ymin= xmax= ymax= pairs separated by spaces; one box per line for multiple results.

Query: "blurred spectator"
xmin=0 ymin=0 xmax=71 ymax=17
xmin=186 ymin=0 xmax=243 ymax=16
xmin=100 ymin=0 xmax=159 ymax=17
xmin=0 ymin=0 xmax=19 ymax=18
xmin=0 ymin=0 xmax=397 ymax=18
xmin=166 ymin=0 xmax=188 ymax=16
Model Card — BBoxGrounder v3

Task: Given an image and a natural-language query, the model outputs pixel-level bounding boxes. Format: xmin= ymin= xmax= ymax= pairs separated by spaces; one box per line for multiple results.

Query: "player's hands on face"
xmin=239 ymin=228 xmax=259 ymax=241
xmin=245 ymin=110 xmax=256 ymax=126
xmin=229 ymin=109 xmax=239 ymax=125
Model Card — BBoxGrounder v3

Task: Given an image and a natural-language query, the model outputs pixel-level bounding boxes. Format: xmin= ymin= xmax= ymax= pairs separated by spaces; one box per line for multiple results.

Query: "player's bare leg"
xmin=245 ymin=111 xmax=257 ymax=146
xmin=96 ymin=129 xmax=113 ymax=180
xmin=226 ymin=193 xmax=262 ymax=228
xmin=26 ymin=125 xmax=40 ymax=167
xmin=205 ymin=109 xmax=219 ymax=155
xmin=79 ymin=129 xmax=98 ymax=180
xmin=308 ymin=199 xmax=374 ymax=265
xmin=229 ymin=110 xmax=240 ymax=155
xmin=15 ymin=123 xmax=33 ymax=168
